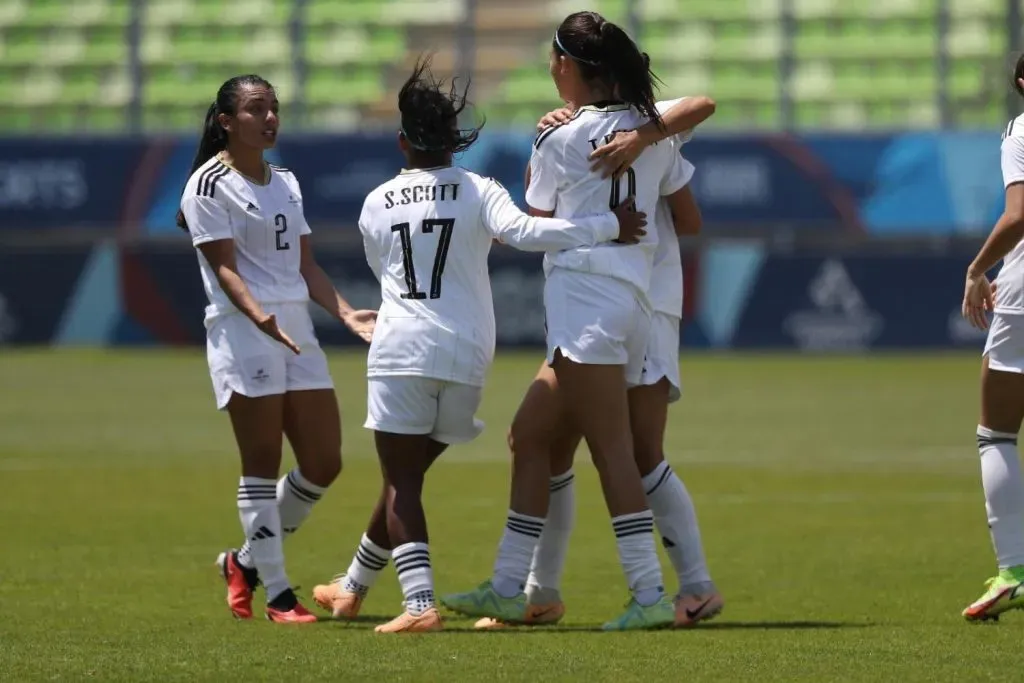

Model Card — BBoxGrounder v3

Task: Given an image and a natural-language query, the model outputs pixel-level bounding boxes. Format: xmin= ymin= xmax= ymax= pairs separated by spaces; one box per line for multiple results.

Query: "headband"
xmin=553 ymin=30 xmax=601 ymax=66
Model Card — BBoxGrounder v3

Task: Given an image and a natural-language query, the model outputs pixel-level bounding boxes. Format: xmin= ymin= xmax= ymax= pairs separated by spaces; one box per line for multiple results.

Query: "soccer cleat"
xmin=215 ymin=549 xmax=257 ymax=620
xmin=963 ymin=569 xmax=1024 ymax=621
xmin=265 ymin=588 xmax=318 ymax=624
xmin=375 ymin=607 xmax=443 ymax=633
xmin=440 ymin=580 xmax=528 ymax=623
xmin=473 ymin=601 xmax=566 ymax=629
xmin=674 ymin=592 xmax=724 ymax=627
xmin=602 ymin=596 xmax=675 ymax=631
xmin=312 ymin=577 xmax=363 ymax=619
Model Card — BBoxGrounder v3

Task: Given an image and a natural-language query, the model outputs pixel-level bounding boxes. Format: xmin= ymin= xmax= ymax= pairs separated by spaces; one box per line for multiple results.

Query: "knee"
xmin=300 ymin=451 xmax=342 ymax=488
xmin=508 ymin=417 xmax=548 ymax=459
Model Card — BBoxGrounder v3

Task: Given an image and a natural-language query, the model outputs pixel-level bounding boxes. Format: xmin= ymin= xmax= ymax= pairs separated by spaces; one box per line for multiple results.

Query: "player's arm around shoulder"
xmin=479 ymin=175 xmax=645 ymax=250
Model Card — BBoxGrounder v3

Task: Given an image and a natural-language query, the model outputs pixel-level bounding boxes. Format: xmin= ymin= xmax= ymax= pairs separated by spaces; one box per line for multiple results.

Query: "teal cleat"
xmin=440 ymin=580 xmax=528 ymax=622
xmin=963 ymin=567 xmax=1024 ymax=622
xmin=602 ymin=596 xmax=675 ymax=631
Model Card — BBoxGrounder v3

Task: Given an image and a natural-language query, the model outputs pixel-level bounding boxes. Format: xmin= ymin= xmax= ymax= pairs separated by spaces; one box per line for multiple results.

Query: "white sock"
xmin=236 ymin=477 xmax=290 ymax=601
xmin=393 ymin=542 xmax=434 ymax=615
xmin=343 ymin=533 xmax=390 ymax=596
xmin=492 ymin=511 xmax=545 ymax=598
xmin=642 ymin=461 xmax=715 ymax=594
xmin=237 ymin=469 xmax=325 ymax=569
xmin=978 ymin=426 xmax=1024 ymax=569
xmin=526 ymin=471 xmax=575 ymax=599
xmin=612 ymin=511 xmax=664 ymax=607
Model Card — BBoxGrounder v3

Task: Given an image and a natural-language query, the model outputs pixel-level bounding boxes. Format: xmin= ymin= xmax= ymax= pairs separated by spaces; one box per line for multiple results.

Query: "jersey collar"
xmin=399 ymin=165 xmax=452 ymax=175
xmin=579 ymin=100 xmax=630 ymax=113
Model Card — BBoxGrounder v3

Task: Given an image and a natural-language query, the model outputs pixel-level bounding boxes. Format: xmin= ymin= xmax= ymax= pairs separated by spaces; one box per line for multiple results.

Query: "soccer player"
xmin=176 ymin=75 xmax=376 ymax=623
xmin=961 ymin=53 xmax=1024 ymax=621
xmin=441 ymin=11 xmax=696 ymax=630
xmin=311 ymin=57 xmax=648 ymax=633
xmin=473 ymin=94 xmax=722 ymax=631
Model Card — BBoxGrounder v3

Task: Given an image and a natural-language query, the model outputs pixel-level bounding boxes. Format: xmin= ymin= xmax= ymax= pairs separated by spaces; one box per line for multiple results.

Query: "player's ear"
xmin=217 ymin=112 xmax=232 ymax=134
xmin=397 ymin=131 xmax=410 ymax=153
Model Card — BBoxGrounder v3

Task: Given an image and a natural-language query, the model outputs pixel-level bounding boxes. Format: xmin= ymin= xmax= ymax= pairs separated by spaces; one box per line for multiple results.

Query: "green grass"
xmin=1 ymin=349 xmax=1022 ymax=681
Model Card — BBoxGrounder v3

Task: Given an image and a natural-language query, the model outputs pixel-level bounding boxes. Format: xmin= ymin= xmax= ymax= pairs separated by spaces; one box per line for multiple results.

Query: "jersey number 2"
xmin=391 ymin=218 xmax=454 ymax=300
xmin=608 ymin=167 xmax=637 ymax=210
xmin=274 ymin=214 xmax=290 ymax=251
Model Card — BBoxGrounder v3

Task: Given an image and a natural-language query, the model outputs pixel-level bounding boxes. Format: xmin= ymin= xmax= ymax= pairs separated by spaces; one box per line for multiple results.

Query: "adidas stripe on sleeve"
xmin=182 ymin=165 xmax=234 ymax=247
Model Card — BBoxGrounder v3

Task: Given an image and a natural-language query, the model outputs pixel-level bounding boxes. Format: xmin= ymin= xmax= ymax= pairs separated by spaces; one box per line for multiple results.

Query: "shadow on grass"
xmin=315 ymin=615 xmax=868 ymax=633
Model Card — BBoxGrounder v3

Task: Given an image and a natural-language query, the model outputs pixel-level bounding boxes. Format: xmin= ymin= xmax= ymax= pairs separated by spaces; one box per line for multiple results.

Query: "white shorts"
xmin=206 ymin=302 xmax=333 ymax=410
xmin=984 ymin=312 xmax=1024 ymax=373
xmin=638 ymin=313 xmax=682 ymax=403
xmin=543 ymin=268 xmax=651 ymax=386
xmin=365 ymin=376 xmax=484 ymax=445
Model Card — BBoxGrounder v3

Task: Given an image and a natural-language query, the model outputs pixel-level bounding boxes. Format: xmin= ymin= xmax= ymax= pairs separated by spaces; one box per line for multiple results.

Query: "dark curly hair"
xmin=398 ymin=55 xmax=484 ymax=158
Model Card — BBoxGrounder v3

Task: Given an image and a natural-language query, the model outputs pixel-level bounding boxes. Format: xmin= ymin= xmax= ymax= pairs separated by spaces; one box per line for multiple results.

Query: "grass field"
xmin=2 ymin=349 xmax=1022 ymax=681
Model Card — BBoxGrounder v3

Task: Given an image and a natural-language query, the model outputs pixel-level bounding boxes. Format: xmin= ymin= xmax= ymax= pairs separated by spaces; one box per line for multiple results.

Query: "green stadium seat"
xmin=306 ymin=67 xmax=383 ymax=105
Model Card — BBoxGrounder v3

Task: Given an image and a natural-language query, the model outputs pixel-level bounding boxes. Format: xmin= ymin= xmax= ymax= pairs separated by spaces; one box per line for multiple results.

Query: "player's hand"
xmin=611 ymin=195 xmax=647 ymax=245
xmin=537 ymin=107 xmax=573 ymax=132
xmin=255 ymin=314 xmax=301 ymax=354
xmin=589 ymin=129 xmax=644 ymax=180
xmin=343 ymin=309 xmax=377 ymax=343
xmin=962 ymin=271 xmax=996 ymax=330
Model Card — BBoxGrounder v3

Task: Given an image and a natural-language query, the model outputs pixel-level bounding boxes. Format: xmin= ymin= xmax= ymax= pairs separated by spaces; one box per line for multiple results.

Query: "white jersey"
xmin=650 ymin=98 xmax=697 ymax=318
xmin=526 ymin=101 xmax=694 ymax=303
xmin=359 ymin=165 xmax=619 ymax=386
xmin=180 ymin=156 xmax=311 ymax=322
xmin=997 ymin=113 xmax=1024 ymax=315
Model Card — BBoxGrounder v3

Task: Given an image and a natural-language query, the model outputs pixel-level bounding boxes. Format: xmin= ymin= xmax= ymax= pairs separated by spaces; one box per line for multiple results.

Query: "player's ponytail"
xmin=176 ymin=74 xmax=273 ymax=232
xmin=1013 ymin=53 xmax=1024 ymax=99
xmin=553 ymin=12 xmax=663 ymax=130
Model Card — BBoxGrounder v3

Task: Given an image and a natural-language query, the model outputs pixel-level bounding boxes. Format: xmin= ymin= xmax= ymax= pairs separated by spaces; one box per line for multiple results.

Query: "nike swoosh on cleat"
xmin=685 ymin=598 xmax=714 ymax=620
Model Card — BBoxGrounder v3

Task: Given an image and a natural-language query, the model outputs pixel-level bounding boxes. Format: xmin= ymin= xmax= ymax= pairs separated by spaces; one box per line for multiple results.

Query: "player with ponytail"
xmin=443 ymin=12 xmax=698 ymax=630
xmin=177 ymin=74 xmax=376 ymax=623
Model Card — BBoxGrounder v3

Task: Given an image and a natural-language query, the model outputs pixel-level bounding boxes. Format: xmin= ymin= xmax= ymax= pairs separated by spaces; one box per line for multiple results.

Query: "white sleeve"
xmin=659 ymin=151 xmax=696 ymax=197
xmin=524 ymin=145 xmax=560 ymax=212
xmin=481 ymin=178 xmax=618 ymax=251
xmin=358 ymin=201 xmax=383 ymax=282
xmin=181 ymin=194 xmax=232 ymax=247
xmin=1002 ymin=136 xmax=1024 ymax=188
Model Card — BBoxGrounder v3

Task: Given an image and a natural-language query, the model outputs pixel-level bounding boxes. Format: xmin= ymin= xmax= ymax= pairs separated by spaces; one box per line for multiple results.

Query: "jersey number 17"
xmin=391 ymin=218 xmax=454 ymax=300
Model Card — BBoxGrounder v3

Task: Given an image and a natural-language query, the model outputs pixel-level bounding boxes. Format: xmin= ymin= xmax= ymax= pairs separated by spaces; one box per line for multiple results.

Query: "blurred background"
xmin=0 ymin=0 xmax=1019 ymax=351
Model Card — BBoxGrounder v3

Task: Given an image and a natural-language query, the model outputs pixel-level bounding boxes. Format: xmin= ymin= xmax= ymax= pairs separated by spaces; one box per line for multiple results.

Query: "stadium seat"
xmin=0 ymin=0 xmax=1014 ymax=132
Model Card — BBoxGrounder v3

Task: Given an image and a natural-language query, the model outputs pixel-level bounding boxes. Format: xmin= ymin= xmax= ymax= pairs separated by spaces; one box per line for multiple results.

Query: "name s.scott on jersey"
xmin=384 ymin=183 xmax=460 ymax=209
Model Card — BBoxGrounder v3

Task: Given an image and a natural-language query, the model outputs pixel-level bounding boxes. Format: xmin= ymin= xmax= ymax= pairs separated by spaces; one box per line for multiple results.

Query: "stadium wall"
xmin=0 ymin=131 xmax=1005 ymax=235
xmin=0 ymin=131 xmax=998 ymax=351
xmin=0 ymin=242 xmax=988 ymax=351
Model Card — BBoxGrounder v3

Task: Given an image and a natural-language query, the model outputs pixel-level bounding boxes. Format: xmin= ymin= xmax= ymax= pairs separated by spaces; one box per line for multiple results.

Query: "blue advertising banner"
xmin=728 ymin=254 xmax=987 ymax=350
xmin=0 ymin=247 xmax=92 ymax=343
xmin=0 ymin=131 xmax=1006 ymax=236
xmin=0 ymin=139 xmax=148 ymax=230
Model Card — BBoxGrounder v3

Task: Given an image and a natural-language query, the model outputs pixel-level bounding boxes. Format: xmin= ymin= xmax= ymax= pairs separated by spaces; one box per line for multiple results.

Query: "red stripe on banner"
xmin=761 ymin=134 xmax=866 ymax=235
xmin=120 ymin=249 xmax=191 ymax=345
xmin=118 ymin=140 xmax=177 ymax=241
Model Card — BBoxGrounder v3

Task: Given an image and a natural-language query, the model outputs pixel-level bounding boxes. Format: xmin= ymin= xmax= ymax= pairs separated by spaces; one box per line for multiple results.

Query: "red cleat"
xmin=215 ymin=550 xmax=256 ymax=620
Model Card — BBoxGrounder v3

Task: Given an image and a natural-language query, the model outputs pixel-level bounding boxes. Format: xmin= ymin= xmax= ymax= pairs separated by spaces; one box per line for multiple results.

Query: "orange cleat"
xmin=673 ymin=592 xmax=724 ymax=627
xmin=375 ymin=607 xmax=443 ymax=633
xmin=215 ymin=550 xmax=256 ymax=620
xmin=473 ymin=601 xmax=566 ymax=630
xmin=312 ymin=580 xmax=363 ymax=619
xmin=266 ymin=600 xmax=318 ymax=624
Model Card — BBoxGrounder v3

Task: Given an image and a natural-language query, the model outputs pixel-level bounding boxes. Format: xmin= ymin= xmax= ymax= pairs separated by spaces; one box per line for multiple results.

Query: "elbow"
xmin=693 ymin=96 xmax=716 ymax=117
